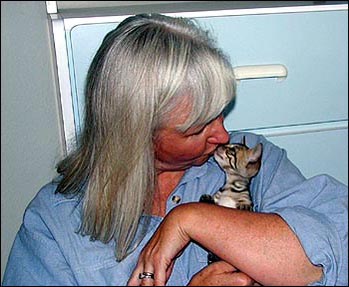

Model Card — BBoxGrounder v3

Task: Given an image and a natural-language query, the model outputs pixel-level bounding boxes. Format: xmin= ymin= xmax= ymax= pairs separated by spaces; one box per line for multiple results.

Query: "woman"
xmin=3 ymin=13 xmax=347 ymax=286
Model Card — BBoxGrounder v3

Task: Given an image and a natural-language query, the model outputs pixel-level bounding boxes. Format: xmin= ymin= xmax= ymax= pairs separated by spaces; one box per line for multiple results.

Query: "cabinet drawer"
xmin=63 ymin=7 xmax=347 ymax=138
xmin=266 ymin=128 xmax=348 ymax=185
xmin=195 ymin=10 xmax=348 ymax=131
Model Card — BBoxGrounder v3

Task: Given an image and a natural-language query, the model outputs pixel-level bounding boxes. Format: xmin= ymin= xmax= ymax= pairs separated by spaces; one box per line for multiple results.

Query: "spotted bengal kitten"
xmin=199 ymin=136 xmax=263 ymax=264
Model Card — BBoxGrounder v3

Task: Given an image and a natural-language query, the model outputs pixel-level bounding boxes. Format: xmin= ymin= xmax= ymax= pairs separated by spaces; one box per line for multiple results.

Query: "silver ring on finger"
xmin=139 ymin=272 xmax=154 ymax=280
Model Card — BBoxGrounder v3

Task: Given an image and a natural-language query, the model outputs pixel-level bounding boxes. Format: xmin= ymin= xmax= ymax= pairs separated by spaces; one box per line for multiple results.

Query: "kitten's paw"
xmin=199 ymin=194 xmax=215 ymax=204
xmin=236 ymin=202 xmax=253 ymax=211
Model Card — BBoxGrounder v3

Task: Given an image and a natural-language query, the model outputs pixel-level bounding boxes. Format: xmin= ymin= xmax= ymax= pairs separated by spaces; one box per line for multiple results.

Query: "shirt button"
xmin=172 ymin=195 xmax=181 ymax=204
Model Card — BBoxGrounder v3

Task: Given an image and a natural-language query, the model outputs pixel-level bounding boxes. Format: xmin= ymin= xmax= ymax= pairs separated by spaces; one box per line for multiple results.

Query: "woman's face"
xmin=154 ymin=101 xmax=229 ymax=172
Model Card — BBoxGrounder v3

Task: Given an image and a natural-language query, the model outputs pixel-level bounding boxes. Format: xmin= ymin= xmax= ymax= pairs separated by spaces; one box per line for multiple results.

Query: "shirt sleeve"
xmin=242 ymin=132 xmax=348 ymax=286
xmin=2 ymin=210 xmax=78 ymax=286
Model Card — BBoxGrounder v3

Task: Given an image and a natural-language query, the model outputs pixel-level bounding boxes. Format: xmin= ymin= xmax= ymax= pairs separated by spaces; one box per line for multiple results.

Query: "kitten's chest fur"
xmin=213 ymin=172 xmax=253 ymax=210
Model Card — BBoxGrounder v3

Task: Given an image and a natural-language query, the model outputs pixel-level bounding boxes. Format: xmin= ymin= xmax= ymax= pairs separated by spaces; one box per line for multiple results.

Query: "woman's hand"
xmin=127 ymin=205 xmax=191 ymax=286
xmin=188 ymin=261 xmax=259 ymax=286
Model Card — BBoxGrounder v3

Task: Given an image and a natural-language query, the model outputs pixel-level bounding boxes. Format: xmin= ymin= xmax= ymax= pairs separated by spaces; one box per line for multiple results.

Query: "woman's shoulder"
xmin=22 ymin=177 xmax=82 ymax=232
xmin=28 ymin=178 xmax=80 ymax=210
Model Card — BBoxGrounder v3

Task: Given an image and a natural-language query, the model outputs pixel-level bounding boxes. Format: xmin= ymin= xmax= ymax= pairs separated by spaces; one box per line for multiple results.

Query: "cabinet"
xmin=49 ymin=3 xmax=348 ymax=184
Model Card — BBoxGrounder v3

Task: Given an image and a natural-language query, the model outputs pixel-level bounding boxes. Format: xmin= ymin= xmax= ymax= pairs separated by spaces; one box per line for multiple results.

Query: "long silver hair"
xmin=56 ymin=13 xmax=236 ymax=261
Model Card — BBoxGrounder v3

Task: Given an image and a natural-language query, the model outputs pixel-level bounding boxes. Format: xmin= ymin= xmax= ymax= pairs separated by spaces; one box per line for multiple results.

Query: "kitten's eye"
xmin=226 ymin=147 xmax=236 ymax=157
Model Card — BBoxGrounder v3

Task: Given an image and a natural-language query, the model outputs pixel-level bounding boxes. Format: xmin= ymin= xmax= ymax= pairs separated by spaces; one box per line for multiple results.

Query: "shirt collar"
xmin=178 ymin=155 xmax=217 ymax=185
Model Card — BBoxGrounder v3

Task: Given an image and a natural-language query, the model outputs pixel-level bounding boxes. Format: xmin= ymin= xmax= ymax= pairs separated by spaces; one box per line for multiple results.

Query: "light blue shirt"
xmin=3 ymin=132 xmax=348 ymax=286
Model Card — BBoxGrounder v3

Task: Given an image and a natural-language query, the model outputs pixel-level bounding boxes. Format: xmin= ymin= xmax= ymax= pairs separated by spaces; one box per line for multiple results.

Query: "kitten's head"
xmin=214 ymin=136 xmax=262 ymax=179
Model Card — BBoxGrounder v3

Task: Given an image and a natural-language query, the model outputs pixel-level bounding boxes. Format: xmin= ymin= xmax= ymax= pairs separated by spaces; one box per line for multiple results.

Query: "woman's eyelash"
xmin=190 ymin=126 xmax=205 ymax=135
xmin=183 ymin=125 xmax=205 ymax=136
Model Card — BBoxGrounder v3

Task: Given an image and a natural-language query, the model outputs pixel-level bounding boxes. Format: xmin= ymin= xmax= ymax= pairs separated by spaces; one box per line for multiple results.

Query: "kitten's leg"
xmin=207 ymin=252 xmax=221 ymax=264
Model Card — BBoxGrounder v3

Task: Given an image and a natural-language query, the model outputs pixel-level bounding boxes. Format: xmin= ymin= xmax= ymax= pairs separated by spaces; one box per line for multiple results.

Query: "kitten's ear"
xmin=248 ymin=143 xmax=263 ymax=163
xmin=241 ymin=136 xmax=246 ymax=146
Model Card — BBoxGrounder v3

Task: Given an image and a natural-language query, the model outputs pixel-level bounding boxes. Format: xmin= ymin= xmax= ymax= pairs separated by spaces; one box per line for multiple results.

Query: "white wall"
xmin=1 ymin=1 xmax=63 ymax=281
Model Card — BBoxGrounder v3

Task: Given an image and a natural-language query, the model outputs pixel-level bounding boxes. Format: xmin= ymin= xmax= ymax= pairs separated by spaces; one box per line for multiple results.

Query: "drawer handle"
xmin=233 ymin=64 xmax=288 ymax=81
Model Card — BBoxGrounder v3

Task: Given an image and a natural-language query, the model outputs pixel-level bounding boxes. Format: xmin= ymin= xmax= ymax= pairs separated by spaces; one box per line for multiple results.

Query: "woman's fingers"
xmin=188 ymin=261 xmax=257 ymax=286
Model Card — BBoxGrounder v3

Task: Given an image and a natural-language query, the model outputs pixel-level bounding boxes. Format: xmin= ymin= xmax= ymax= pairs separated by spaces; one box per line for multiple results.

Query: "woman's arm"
xmin=127 ymin=202 xmax=322 ymax=286
xmin=2 ymin=223 xmax=78 ymax=286
xmin=183 ymin=203 xmax=322 ymax=285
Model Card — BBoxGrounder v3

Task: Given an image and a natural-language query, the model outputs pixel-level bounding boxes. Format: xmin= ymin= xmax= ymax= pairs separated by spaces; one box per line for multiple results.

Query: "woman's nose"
xmin=207 ymin=115 xmax=229 ymax=145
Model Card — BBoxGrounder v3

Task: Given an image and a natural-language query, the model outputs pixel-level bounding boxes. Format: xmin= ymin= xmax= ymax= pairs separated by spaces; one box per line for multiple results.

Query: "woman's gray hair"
xmin=56 ymin=13 xmax=236 ymax=261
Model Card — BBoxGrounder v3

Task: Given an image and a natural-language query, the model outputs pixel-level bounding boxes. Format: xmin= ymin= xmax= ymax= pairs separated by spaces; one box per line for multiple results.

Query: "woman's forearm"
xmin=178 ymin=202 xmax=322 ymax=286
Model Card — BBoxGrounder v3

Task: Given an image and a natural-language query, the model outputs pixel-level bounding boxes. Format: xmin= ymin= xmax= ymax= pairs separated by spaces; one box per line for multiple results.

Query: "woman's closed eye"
xmin=183 ymin=124 xmax=206 ymax=137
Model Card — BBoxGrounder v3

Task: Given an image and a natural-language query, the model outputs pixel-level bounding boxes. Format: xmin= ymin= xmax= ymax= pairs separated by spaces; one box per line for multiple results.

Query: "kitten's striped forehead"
xmin=225 ymin=143 xmax=245 ymax=148
xmin=224 ymin=143 xmax=247 ymax=152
